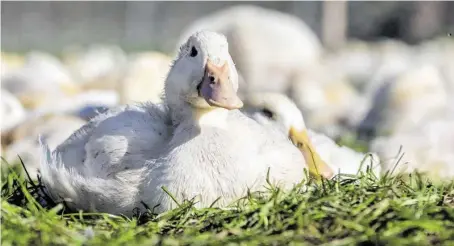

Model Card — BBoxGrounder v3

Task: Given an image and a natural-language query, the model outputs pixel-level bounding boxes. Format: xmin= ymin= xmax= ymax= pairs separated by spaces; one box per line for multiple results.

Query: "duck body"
xmin=144 ymin=109 xmax=304 ymax=213
xmin=370 ymin=102 xmax=454 ymax=180
xmin=357 ymin=64 xmax=449 ymax=140
xmin=42 ymin=103 xmax=305 ymax=216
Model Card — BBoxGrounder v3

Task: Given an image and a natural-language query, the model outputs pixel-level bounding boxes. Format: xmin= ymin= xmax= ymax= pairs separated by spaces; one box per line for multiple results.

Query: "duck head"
xmin=165 ymin=31 xmax=243 ymax=125
xmin=242 ymin=92 xmax=334 ymax=180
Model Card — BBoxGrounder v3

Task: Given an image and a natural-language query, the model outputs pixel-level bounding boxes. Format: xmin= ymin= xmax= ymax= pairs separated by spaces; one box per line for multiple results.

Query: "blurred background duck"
xmin=118 ymin=52 xmax=171 ymax=105
xmin=32 ymin=89 xmax=119 ymax=120
xmin=241 ymin=92 xmax=381 ymax=179
xmin=3 ymin=113 xmax=86 ymax=179
xmin=1 ymin=51 xmax=81 ymax=110
xmin=370 ymin=113 xmax=454 ymax=181
xmin=62 ymin=44 xmax=128 ymax=91
xmin=1 ymin=90 xmax=27 ymax=134
xmin=289 ymin=62 xmax=362 ymax=139
xmin=1 ymin=51 xmax=26 ymax=76
xmin=357 ymin=64 xmax=449 ymax=140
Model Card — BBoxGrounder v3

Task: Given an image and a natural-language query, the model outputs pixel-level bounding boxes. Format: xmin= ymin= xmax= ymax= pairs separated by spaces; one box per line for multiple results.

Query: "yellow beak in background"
xmin=18 ymin=93 xmax=48 ymax=109
xmin=16 ymin=83 xmax=80 ymax=110
xmin=289 ymin=127 xmax=334 ymax=180
xmin=59 ymin=83 xmax=82 ymax=96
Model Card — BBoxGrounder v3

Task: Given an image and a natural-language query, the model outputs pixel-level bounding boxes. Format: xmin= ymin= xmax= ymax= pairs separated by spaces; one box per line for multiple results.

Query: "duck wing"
xmin=54 ymin=102 xmax=172 ymax=176
xmin=40 ymin=102 xmax=172 ymax=215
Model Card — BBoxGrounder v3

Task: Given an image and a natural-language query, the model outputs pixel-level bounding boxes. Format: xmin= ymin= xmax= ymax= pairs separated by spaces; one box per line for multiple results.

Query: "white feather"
xmin=40 ymin=31 xmax=308 ymax=216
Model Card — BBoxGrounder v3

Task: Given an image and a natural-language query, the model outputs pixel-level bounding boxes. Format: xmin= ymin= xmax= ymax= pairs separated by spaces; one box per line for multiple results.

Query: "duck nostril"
xmin=209 ymin=76 xmax=216 ymax=84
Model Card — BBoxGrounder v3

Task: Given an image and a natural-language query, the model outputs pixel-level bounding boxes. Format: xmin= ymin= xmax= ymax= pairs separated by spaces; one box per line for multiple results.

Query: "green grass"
xmin=1 ymin=159 xmax=454 ymax=245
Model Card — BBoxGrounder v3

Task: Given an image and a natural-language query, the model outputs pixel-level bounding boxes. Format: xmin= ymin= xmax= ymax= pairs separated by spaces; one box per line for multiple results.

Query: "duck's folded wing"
xmin=53 ymin=102 xmax=172 ymax=177
xmin=39 ymin=136 xmax=148 ymax=216
xmin=39 ymin=102 xmax=172 ymax=215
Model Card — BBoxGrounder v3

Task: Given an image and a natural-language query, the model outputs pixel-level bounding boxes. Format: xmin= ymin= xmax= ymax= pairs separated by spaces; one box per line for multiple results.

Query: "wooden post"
xmin=408 ymin=1 xmax=444 ymax=43
xmin=322 ymin=0 xmax=348 ymax=50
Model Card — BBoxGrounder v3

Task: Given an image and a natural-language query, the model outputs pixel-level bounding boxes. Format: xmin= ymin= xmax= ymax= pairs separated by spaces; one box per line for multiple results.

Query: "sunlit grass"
xmin=1 ymin=158 xmax=454 ymax=245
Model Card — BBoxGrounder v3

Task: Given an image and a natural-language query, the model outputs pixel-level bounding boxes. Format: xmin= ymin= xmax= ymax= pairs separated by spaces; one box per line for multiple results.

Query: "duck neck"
xmin=169 ymin=104 xmax=229 ymax=130
xmin=193 ymin=107 xmax=229 ymax=129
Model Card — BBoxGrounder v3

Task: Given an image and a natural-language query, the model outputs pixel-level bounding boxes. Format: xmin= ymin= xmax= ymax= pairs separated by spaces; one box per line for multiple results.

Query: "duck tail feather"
xmin=39 ymin=135 xmax=144 ymax=215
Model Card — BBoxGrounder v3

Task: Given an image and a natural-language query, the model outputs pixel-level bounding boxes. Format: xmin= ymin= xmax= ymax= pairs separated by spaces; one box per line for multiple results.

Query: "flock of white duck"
xmin=1 ymin=5 xmax=453 ymax=216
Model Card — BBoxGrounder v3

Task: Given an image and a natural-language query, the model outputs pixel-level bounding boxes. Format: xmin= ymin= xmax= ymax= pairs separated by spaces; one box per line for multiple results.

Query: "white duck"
xmin=1 ymin=51 xmax=81 ymax=109
xmin=118 ymin=52 xmax=172 ymax=105
xmin=370 ymin=114 xmax=454 ymax=181
xmin=40 ymin=31 xmax=309 ymax=216
xmin=241 ymin=92 xmax=382 ymax=178
xmin=289 ymin=63 xmax=362 ymax=139
xmin=357 ymin=64 xmax=449 ymax=139
xmin=1 ymin=90 xmax=27 ymax=133
xmin=31 ymin=89 xmax=119 ymax=120
xmin=1 ymin=52 xmax=25 ymax=77
xmin=62 ymin=44 xmax=127 ymax=91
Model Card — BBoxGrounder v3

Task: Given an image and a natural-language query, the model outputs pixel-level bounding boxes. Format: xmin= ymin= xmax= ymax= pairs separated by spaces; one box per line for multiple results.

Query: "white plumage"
xmin=371 ymin=116 xmax=454 ymax=180
xmin=40 ymin=31 xmax=309 ymax=216
xmin=31 ymin=89 xmax=119 ymax=118
xmin=1 ymin=51 xmax=80 ymax=109
xmin=62 ymin=44 xmax=128 ymax=91
xmin=1 ymin=90 xmax=27 ymax=133
xmin=118 ymin=52 xmax=172 ymax=105
xmin=358 ymin=64 xmax=449 ymax=139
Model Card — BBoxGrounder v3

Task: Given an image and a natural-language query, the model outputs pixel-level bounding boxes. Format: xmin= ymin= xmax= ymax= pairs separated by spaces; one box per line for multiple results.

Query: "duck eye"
xmin=190 ymin=46 xmax=198 ymax=57
xmin=261 ymin=108 xmax=274 ymax=118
